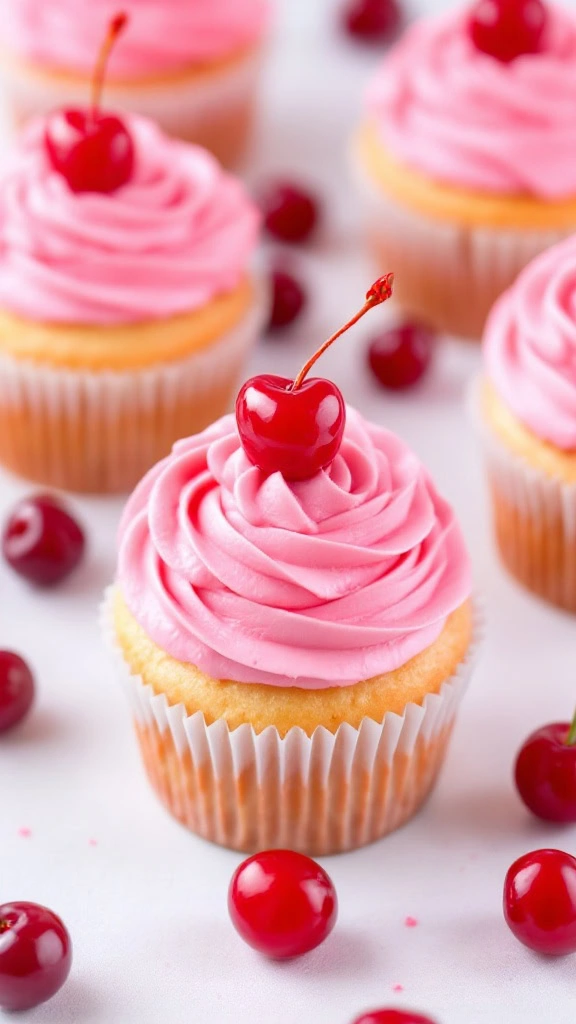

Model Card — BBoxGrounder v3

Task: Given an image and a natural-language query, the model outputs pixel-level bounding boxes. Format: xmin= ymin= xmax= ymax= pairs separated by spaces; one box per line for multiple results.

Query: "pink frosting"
xmin=367 ymin=6 xmax=576 ymax=198
xmin=117 ymin=408 xmax=472 ymax=689
xmin=485 ymin=235 xmax=576 ymax=449
xmin=0 ymin=115 xmax=260 ymax=326
xmin=3 ymin=0 xmax=269 ymax=75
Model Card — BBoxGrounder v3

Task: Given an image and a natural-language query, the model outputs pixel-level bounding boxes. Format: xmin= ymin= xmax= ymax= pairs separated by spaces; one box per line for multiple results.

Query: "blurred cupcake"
xmin=353 ymin=2 xmax=576 ymax=339
xmin=0 ymin=0 xmax=270 ymax=168
xmin=478 ymin=235 xmax=576 ymax=612
xmin=105 ymin=283 xmax=479 ymax=855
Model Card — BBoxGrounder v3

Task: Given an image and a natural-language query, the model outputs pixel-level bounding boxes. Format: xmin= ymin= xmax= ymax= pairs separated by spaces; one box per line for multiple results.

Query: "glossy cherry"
xmin=0 ymin=902 xmax=72 ymax=1011
xmin=504 ymin=849 xmax=576 ymax=956
xmin=468 ymin=0 xmax=547 ymax=64
xmin=260 ymin=182 xmax=319 ymax=244
xmin=228 ymin=849 xmax=338 ymax=959
xmin=515 ymin=711 xmax=576 ymax=823
xmin=367 ymin=322 xmax=434 ymax=391
xmin=351 ymin=1012 xmax=438 ymax=1024
xmin=2 ymin=494 xmax=85 ymax=586
xmin=342 ymin=0 xmax=401 ymax=43
xmin=268 ymin=267 xmax=307 ymax=330
xmin=236 ymin=274 xmax=394 ymax=479
xmin=45 ymin=13 xmax=134 ymax=193
xmin=0 ymin=652 xmax=35 ymax=733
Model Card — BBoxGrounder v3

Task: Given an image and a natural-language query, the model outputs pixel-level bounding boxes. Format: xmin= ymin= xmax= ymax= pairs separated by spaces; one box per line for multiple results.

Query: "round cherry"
xmin=2 ymin=494 xmax=85 ymax=586
xmin=342 ymin=0 xmax=401 ymax=43
xmin=352 ymin=1012 xmax=438 ymax=1024
xmin=515 ymin=712 xmax=576 ymax=823
xmin=367 ymin=322 xmax=434 ymax=391
xmin=260 ymin=182 xmax=319 ymax=244
xmin=237 ymin=274 xmax=394 ymax=479
xmin=268 ymin=267 xmax=307 ymax=330
xmin=0 ymin=652 xmax=34 ymax=733
xmin=45 ymin=14 xmax=134 ymax=193
xmin=468 ymin=0 xmax=547 ymax=64
xmin=0 ymin=902 xmax=72 ymax=1011
xmin=504 ymin=849 xmax=576 ymax=956
xmin=228 ymin=849 xmax=338 ymax=959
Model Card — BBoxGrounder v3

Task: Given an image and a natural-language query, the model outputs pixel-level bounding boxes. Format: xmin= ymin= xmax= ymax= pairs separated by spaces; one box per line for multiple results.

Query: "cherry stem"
xmin=91 ymin=12 xmax=128 ymax=120
xmin=291 ymin=273 xmax=394 ymax=391
xmin=566 ymin=708 xmax=576 ymax=746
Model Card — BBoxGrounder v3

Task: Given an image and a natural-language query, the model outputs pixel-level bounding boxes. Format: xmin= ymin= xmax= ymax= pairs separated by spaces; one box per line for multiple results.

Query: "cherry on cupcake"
xmin=0 ymin=652 xmax=34 ymax=733
xmin=2 ymin=494 xmax=85 ymax=586
xmin=268 ymin=266 xmax=307 ymax=331
xmin=342 ymin=0 xmax=401 ymax=44
xmin=367 ymin=322 xmax=434 ymax=391
xmin=45 ymin=13 xmax=135 ymax=193
xmin=351 ymin=1012 xmax=438 ymax=1024
xmin=228 ymin=849 xmax=338 ymax=959
xmin=468 ymin=0 xmax=547 ymax=64
xmin=259 ymin=181 xmax=320 ymax=244
xmin=515 ymin=709 xmax=576 ymax=823
xmin=236 ymin=273 xmax=394 ymax=479
xmin=0 ymin=902 xmax=72 ymax=1011
xmin=504 ymin=849 xmax=576 ymax=956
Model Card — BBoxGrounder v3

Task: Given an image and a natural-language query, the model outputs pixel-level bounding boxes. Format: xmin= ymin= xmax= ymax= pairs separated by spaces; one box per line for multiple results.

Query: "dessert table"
xmin=1 ymin=1 xmax=574 ymax=1021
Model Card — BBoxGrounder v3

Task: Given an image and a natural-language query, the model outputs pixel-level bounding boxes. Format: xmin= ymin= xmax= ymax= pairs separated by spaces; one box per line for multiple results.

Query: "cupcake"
xmin=105 ymin=278 xmax=479 ymax=856
xmin=0 ymin=0 xmax=270 ymax=168
xmin=478 ymin=235 xmax=576 ymax=612
xmin=353 ymin=1 xmax=576 ymax=340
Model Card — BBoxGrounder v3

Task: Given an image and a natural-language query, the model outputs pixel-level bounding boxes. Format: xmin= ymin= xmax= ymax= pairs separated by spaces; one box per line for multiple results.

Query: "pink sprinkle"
xmin=88 ymin=839 xmax=98 ymax=847
xmin=405 ymin=916 xmax=419 ymax=928
xmin=17 ymin=827 xmax=32 ymax=838
xmin=392 ymin=984 xmax=404 ymax=994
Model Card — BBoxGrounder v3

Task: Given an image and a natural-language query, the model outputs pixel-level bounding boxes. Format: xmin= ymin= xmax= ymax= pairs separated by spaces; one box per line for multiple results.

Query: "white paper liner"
xmin=470 ymin=377 xmax=576 ymax=610
xmin=352 ymin=152 xmax=575 ymax=341
xmin=0 ymin=288 xmax=267 ymax=494
xmin=102 ymin=590 xmax=484 ymax=855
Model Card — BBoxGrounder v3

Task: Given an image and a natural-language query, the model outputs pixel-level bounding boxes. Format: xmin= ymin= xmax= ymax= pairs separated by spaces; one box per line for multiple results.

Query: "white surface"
xmin=1 ymin=2 xmax=575 ymax=1022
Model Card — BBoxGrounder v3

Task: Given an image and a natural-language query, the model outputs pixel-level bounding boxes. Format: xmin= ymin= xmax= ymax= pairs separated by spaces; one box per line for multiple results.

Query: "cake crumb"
xmin=405 ymin=916 xmax=419 ymax=928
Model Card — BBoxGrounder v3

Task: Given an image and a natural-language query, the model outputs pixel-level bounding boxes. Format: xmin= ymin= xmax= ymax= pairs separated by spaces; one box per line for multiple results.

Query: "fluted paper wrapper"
xmin=103 ymin=592 xmax=483 ymax=856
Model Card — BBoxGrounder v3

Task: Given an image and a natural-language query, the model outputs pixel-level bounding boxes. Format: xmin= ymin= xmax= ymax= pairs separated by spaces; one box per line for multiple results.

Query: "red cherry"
xmin=260 ymin=182 xmax=319 ymax=244
xmin=228 ymin=850 xmax=338 ymax=959
xmin=468 ymin=0 xmax=547 ymax=64
xmin=0 ymin=902 xmax=72 ymax=1011
xmin=504 ymin=849 xmax=576 ymax=956
xmin=268 ymin=267 xmax=307 ymax=331
xmin=2 ymin=494 xmax=85 ymax=587
xmin=236 ymin=274 xmax=394 ymax=479
xmin=352 ymin=1012 xmax=437 ymax=1024
xmin=515 ymin=713 xmax=576 ymax=823
xmin=367 ymin=322 xmax=434 ymax=391
xmin=0 ymin=652 xmax=34 ymax=733
xmin=44 ymin=14 xmax=134 ymax=194
xmin=342 ymin=0 xmax=401 ymax=43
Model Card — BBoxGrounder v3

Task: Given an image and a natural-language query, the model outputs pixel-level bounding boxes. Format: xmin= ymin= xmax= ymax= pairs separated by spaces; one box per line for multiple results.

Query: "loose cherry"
xmin=260 ymin=182 xmax=319 ymax=244
xmin=504 ymin=849 xmax=576 ymax=956
xmin=367 ymin=322 xmax=434 ymax=391
xmin=515 ymin=710 xmax=576 ymax=823
xmin=228 ymin=850 xmax=338 ymax=959
xmin=352 ymin=1012 xmax=438 ymax=1024
xmin=0 ymin=902 xmax=72 ymax=1011
xmin=44 ymin=13 xmax=134 ymax=193
xmin=468 ymin=0 xmax=547 ymax=64
xmin=268 ymin=267 xmax=307 ymax=330
xmin=236 ymin=274 xmax=394 ymax=479
xmin=342 ymin=0 xmax=401 ymax=43
xmin=0 ymin=652 xmax=34 ymax=733
xmin=2 ymin=494 xmax=85 ymax=586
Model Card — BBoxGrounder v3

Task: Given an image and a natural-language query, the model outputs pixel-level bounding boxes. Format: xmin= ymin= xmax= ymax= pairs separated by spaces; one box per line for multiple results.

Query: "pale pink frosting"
xmin=2 ymin=0 xmax=270 ymax=75
xmin=367 ymin=6 xmax=576 ymax=198
xmin=485 ymin=235 xmax=576 ymax=449
xmin=0 ymin=115 xmax=260 ymax=326
xmin=116 ymin=408 xmax=472 ymax=689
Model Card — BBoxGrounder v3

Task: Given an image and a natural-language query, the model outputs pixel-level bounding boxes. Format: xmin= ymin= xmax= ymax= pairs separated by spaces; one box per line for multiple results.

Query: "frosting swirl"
xmin=0 ymin=116 xmax=260 ymax=325
xmin=2 ymin=0 xmax=270 ymax=75
xmin=367 ymin=6 xmax=576 ymax=198
xmin=117 ymin=408 xmax=472 ymax=689
xmin=484 ymin=235 xmax=576 ymax=449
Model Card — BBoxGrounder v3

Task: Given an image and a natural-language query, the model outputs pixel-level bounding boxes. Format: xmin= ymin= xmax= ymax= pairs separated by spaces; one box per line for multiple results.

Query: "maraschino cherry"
xmin=368 ymin=322 xmax=434 ymax=391
xmin=504 ymin=849 xmax=576 ymax=956
xmin=468 ymin=0 xmax=547 ymax=64
xmin=260 ymin=181 xmax=320 ymax=244
xmin=515 ymin=709 xmax=576 ymax=823
xmin=351 ymin=1012 xmax=437 ymax=1024
xmin=268 ymin=266 xmax=307 ymax=331
xmin=2 ymin=494 xmax=85 ymax=586
xmin=44 ymin=13 xmax=135 ymax=193
xmin=236 ymin=274 xmax=394 ymax=480
xmin=343 ymin=0 xmax=402 ymax=44
xmin=0 ymin=902 xmax=72 ymax=1011
xmin=0 ymin=652 xmax=35 ymax=733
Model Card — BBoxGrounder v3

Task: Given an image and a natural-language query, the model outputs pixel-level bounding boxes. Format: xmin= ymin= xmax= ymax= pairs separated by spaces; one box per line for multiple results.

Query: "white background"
xmin=1 ymin=1 xmax=575 ymax=1021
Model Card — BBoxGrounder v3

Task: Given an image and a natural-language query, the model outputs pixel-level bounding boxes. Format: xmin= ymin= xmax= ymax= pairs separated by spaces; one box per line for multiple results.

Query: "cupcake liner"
xmin=470 ymin=378 xmax=576 ymax=611
xmin=353 ymin=156 xmax=574 ymax=341
xmin=102 ymin=591 xmax=483 ymax=856
xmin=0 ymin=293 xmax=267 ymax=494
